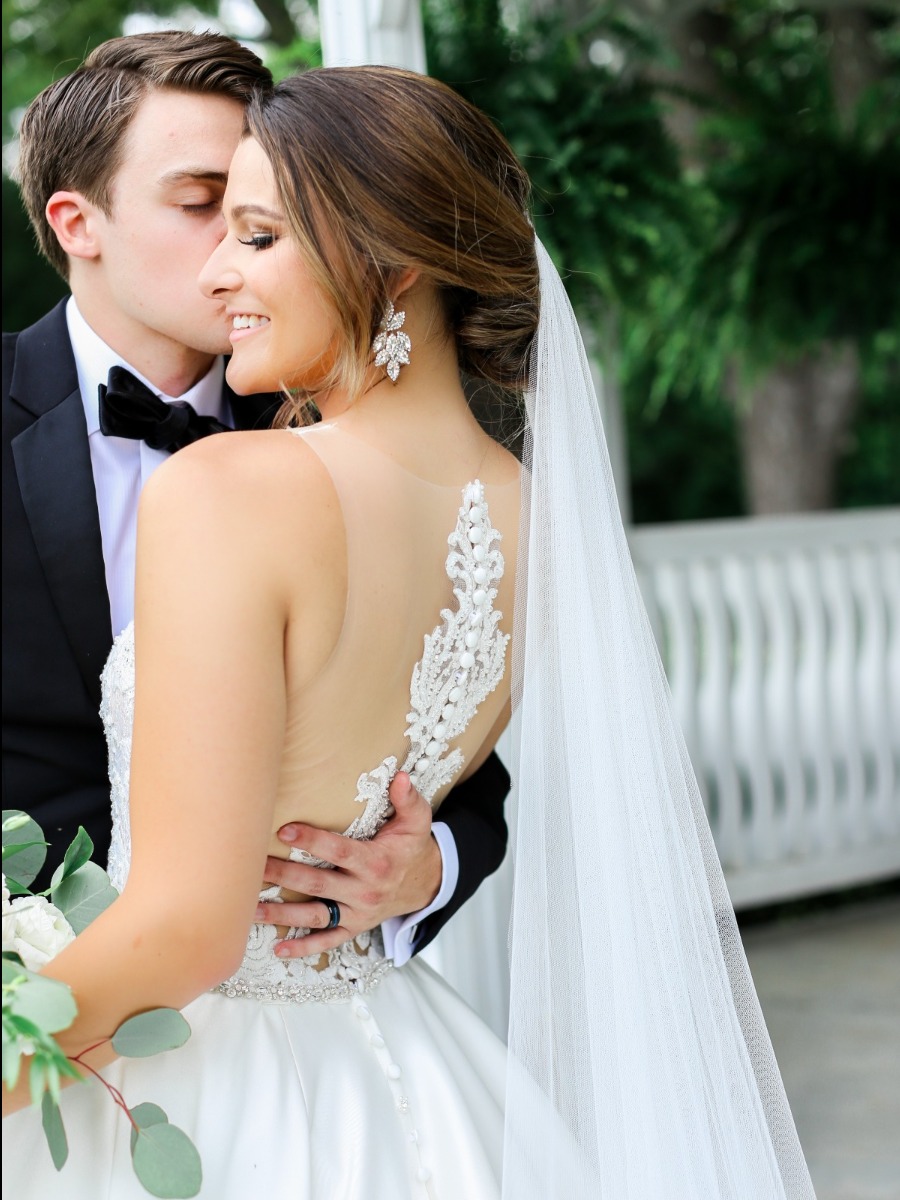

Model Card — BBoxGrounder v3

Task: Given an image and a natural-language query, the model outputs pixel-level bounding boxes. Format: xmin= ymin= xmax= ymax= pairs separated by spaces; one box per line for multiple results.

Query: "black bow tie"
xmin=98 ymin=365 xmax=230 ymax=453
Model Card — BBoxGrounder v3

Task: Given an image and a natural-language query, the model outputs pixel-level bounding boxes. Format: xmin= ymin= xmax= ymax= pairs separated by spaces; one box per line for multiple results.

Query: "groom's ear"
xmin=45 ymin=191 xmax=103 ymax=262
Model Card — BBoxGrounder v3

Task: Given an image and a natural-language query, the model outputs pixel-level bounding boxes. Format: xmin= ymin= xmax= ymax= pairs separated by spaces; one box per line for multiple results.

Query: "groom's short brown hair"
xmin=16 ymin=30 xmax=272 ymax=279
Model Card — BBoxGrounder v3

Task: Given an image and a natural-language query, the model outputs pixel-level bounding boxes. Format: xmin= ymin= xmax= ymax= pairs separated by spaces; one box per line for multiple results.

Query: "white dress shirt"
xmin=381 ymin=822 xmax=459 ymax=965
xmin=68 ymin=298 xmax=230 ymax=637
xmin=66 ymin=298 xmax=456 ymax=960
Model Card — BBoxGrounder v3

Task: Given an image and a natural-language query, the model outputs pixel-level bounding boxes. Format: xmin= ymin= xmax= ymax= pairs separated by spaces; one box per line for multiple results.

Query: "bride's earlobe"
xmin=393 ymin=266 xmax=420 ymax=298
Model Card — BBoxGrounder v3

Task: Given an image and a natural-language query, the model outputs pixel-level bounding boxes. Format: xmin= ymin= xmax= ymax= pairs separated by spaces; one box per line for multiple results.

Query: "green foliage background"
xmin=2 ymin=0 xmax=898 ymax=522
xmin=426 ymin=2 xmax=898 ymax=519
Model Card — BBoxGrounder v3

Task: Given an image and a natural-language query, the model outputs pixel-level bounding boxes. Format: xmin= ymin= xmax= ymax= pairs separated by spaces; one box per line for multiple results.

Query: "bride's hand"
xmin=257 ymin=773 xmax=443 ymax=956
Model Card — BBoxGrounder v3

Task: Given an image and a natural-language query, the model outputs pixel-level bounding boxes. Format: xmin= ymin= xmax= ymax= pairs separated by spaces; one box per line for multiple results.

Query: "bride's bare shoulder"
xmin=142 ymin=428 xmax=335 ymax=508
xmin=483 ymin=437 xmax=521 ymax=487
xmin=137 ymin=428 xmax=345 ymax=576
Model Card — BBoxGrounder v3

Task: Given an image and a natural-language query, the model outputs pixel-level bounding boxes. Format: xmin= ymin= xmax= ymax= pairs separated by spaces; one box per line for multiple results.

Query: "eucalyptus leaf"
xmin=132 ymin=1121 xmax=202 ymax=1198
xmin=3 ymin=839 xmax=46 ymax=861
xmin=35 ymin=1052 xmax=64 ymax=1104
xmin=113 ymin=1009 xmax=190 ymax=1058
xmin=2 ymin=812 xmax=31 ymax=833
xmin=1 ymin=810 xmax=47 ymax=888
xmin=51 ymin=861 xmax=118 ymax=933
xmin=4 ymin=1006 xmax=80 ymax=1094
xmin=4 ymin=875 xmax=30 ymax=896
xmin=41 ymin=1092 xmax=69 ymax=1170
xmin=129 ymin=1102 xmax=168 ymax=1153
xmin=50 ymin=826 xmax=95 ymax=889
xmin=5 ymin=1012 xmax=46 ymax=1039
xmin=2 ymin=957 xmax=26 ymax=985
xmin=2 ymin=1028 xmax=25 ymax=1089
xmin=29 ymin=1055 xmax=50 ymax=1107
xmin=6 ymin=970 xmax=77 ymax=1034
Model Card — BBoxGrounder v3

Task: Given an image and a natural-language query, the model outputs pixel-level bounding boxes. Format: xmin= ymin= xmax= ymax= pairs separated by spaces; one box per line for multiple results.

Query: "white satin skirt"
xmin=1 ymin=959 xmax=506 ymax=1199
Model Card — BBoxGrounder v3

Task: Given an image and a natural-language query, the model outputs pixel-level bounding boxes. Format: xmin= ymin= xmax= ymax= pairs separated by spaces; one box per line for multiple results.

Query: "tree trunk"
xmin=251 ymin=0 xmax=299 ymax=47
xmin=733 ymin=343 xmax=861 ymax=515
xmin=825 ymin=7 xmax=883 ymax=130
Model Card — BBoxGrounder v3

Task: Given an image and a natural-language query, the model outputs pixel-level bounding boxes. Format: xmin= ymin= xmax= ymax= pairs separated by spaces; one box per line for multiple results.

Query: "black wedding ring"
xmin=321 ymin=898 xmax=341 ymax=930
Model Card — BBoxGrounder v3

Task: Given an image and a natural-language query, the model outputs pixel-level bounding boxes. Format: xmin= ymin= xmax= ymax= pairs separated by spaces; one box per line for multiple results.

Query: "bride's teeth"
xmin=232 ymin=315 xmax=270 ymax=329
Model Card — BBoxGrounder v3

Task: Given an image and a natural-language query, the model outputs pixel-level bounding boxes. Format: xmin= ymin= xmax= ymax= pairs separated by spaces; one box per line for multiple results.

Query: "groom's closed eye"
xmin=159 ymin=167 xmax=229 ymax=215
xmin=181 ymin=200 xmax=221 ymax=214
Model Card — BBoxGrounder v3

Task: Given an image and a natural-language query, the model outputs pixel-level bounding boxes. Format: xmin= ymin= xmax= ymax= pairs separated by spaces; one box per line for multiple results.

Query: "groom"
xmin=2 ymin=30 xmax=510 ymax=965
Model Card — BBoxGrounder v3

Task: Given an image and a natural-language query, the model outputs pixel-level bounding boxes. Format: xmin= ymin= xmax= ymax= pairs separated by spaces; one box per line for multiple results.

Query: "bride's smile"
xmin=201 ymin=135 xmax=340 ymax=397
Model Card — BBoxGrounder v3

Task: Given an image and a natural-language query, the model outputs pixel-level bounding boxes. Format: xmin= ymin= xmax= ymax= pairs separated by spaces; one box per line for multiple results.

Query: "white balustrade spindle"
xmin=630 ymin=509 xmax=900 ymax=907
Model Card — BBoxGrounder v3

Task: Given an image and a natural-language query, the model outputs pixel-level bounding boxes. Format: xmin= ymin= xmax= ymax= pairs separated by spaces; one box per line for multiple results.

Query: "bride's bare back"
xmin=269 ymin=416 xmax=520 ymax=851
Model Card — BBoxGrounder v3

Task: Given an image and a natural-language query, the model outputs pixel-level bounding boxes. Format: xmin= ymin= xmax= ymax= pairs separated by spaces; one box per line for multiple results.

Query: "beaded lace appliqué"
xmin=99 ymin=480 xmax=507 ymax=1004
xmin=354 ymin=480 xmax=509 ymax=812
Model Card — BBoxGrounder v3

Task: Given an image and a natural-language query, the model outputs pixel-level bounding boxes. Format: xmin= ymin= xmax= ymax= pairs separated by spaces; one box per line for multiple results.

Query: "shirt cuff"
xmin=381 ymin=821 xmax=459 ymax=967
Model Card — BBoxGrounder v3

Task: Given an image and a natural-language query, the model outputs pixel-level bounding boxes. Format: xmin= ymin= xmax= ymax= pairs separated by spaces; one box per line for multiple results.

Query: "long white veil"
xmin=501 ymin=238 xmax=816 ymax=1198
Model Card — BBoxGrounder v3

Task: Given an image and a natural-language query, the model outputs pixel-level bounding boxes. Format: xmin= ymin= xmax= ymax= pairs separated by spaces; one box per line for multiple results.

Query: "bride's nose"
xmin=199 ymin=241 xmax=241 ymax=300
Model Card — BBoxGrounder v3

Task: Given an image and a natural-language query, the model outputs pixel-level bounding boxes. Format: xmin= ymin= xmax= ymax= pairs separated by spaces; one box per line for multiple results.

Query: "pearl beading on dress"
xmin=403 ymin=481 xmax=508 ymax=801
xmin=101 ymin=479 xmax=507 ymax=1007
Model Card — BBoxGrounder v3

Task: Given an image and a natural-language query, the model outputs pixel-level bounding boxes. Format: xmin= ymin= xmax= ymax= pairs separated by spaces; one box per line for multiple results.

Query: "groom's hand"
xmin=257 ymin=772 xmax=442 ymax=957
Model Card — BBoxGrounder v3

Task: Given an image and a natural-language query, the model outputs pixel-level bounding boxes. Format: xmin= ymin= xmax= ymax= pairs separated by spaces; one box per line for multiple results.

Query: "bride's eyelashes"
xmin=237 ymin=232 xmax=277 ymax=251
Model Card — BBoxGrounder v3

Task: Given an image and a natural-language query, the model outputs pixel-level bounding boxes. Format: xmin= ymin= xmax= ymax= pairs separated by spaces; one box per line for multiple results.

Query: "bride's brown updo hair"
xmin=244 ymin=66 xmax=539 ymax=407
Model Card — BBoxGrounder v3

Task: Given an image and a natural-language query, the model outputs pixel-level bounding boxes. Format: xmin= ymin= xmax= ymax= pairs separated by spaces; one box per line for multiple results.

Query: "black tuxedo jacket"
xmin=2 ymin=301 xmax=509 ymax=951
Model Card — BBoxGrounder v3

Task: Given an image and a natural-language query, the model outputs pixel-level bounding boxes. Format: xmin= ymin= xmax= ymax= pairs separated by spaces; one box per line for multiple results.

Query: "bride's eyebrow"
xmin=230 ymin=203 xmax=285 ymax=221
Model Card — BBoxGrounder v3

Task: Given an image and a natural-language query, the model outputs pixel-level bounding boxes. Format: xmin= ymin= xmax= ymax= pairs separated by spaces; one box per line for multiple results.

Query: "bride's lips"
xmin=229 ymin=313 xmax=271 ymax=344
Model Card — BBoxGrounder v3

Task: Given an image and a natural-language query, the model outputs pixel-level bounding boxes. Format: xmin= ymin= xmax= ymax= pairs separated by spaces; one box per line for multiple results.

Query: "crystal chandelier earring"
xmin=372 ymin=300 xmax=412 ymax=382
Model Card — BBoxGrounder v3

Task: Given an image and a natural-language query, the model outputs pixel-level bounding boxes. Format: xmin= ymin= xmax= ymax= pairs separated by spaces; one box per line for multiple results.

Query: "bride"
xmin=2 ymin=67 xmax=815 ymax=1199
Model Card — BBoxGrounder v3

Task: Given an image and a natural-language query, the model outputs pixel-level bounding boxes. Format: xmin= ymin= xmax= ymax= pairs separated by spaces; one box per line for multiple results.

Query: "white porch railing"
xmin=631 ymin=508 xmax=900 ymax=908
xmin=430 ymin=509 xmax=900 ymax=1037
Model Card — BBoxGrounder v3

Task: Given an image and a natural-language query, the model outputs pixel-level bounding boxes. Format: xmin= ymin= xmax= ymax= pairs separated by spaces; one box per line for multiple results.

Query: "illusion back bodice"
xmin=102 ymin=423 xmax=518 ymax=1002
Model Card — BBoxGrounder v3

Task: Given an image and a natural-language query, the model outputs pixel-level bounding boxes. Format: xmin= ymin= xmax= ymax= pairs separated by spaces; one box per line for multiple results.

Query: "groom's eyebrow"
xmin=159 ymin=169 xmax=230 ymax=187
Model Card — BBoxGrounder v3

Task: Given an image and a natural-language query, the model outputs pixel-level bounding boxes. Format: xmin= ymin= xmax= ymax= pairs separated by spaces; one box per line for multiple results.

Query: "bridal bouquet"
xmin=2 ymin=810 xmax=201 ymax=1198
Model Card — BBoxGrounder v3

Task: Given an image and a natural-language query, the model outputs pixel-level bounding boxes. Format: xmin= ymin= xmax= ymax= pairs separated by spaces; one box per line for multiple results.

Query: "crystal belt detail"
xmin=213 ymin=921 xmax=393 ymax=1004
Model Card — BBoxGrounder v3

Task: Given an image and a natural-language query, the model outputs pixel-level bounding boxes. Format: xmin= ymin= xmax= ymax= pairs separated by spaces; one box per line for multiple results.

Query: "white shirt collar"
xmin=66 ymin=297 xmax=228 ymax=435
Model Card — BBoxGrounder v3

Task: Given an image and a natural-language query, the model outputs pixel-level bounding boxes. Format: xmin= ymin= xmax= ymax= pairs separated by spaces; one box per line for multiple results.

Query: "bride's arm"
xmin=3 ymin=440 xmax=292 ymax=1113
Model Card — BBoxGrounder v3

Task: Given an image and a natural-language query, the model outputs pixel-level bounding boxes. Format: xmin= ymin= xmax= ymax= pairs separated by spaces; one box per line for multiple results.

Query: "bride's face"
xmin=199 ymin=136 xmax=338 ymax=395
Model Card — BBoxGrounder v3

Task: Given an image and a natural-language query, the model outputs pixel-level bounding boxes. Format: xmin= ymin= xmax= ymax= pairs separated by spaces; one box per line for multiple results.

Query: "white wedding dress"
xmin=2 ymin=430 xmax=516 ymax=1199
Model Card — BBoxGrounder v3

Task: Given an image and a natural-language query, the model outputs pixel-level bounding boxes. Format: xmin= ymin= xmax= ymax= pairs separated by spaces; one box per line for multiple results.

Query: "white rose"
xmin=2 ymin=895 xmax=76 ymax=972
xmin=2 ymin=874 xmax=17 ymax=951
xmin=2 ymin=902 xmax=17 ymax=944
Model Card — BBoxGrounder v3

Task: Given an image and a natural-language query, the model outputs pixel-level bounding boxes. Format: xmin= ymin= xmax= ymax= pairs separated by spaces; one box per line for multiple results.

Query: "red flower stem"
xmin=67 ymin=1048 xmax=138 ymax=1131
xmin=70 ymin=1039 xmax=110 ymax=1059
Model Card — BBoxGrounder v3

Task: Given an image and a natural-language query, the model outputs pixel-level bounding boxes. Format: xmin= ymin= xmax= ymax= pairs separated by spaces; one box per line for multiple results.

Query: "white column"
xmin=319 ymin=0 xmax=427 ymax=73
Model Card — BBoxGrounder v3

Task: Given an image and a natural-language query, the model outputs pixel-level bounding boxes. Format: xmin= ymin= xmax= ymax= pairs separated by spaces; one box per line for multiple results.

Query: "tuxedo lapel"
xmin=7 ymin=323 xmax=276 ymax=712
xmin=8 ymin=303 xmax=112 ymax=708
